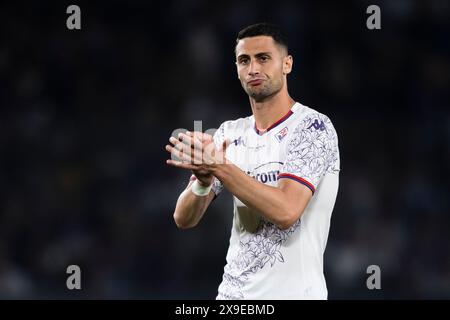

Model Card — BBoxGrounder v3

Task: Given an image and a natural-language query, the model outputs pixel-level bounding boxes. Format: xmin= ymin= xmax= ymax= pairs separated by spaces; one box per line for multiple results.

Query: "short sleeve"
xmin=189 ymin=122 xmax=225 ymax=196
xmin=278 ymin=113 xmax=339 ymax=194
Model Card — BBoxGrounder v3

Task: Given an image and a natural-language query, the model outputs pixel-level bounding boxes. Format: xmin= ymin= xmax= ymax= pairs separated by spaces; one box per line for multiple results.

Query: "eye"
xmin=259 ymin=55 xmax=269 ymax=62
xmin=239 ymin=58 xmax=249 ymax=65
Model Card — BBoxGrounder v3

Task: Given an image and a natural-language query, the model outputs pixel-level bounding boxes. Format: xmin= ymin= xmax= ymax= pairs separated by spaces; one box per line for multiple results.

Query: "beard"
xmin=243 ymin=78 xmax=283 ymax=102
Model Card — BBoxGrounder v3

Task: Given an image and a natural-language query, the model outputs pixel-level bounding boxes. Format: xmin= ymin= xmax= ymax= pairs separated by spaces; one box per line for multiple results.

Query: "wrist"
xmin=197 ymin=178 xmax=212 ymax=187
xmin=210 ymin=163 xmax=227 ymax=180
xmin=191 ymin=179 xmax=213 ymax=196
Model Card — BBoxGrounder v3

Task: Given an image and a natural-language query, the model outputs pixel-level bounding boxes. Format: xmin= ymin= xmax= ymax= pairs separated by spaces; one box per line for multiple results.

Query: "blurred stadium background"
xmin=0 ymin=0 xmax=449 ymax=299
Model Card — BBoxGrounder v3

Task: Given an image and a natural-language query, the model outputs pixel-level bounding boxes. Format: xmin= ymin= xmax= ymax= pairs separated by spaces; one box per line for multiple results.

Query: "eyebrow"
xmin=237 ymin=52 xmax=272 ymax=60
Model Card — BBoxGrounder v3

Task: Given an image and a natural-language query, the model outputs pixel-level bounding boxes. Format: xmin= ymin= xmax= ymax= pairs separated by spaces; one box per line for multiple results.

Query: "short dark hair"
xmin=236 ymin=23 xmax=288 ymax=53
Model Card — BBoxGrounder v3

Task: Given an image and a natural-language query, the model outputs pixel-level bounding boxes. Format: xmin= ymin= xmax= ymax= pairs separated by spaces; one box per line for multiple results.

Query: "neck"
xmin=250 ymin=89 xmax=295 ymax=132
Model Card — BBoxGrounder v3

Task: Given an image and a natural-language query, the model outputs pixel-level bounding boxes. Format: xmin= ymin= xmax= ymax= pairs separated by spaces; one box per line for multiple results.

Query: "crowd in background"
xmin=0 ymin=0 xmax=449 ymax=298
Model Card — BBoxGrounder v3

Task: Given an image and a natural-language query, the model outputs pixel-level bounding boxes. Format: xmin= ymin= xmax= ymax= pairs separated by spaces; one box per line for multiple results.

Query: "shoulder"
xmin=286 ymin=104 xmax=339 ymax=152
xmin=219 ymin=116 xmax=253 ymax=131
xmin=292 ymin=104 xmax=338 ymax=138
xmin=286 ymin=103 xmax=341 ymax=170
xmin=214 ymin=115 xmax=253 ymax=139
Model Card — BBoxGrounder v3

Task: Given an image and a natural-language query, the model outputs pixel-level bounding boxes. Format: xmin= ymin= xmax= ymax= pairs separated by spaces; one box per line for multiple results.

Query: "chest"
xmin=225 ymin=129 xmax=291 ymax=185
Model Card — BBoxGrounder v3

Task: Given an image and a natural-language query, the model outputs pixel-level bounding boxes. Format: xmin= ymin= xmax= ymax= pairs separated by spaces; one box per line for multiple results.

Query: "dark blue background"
xmin=0 ymin=0 xmax=449 ymax=299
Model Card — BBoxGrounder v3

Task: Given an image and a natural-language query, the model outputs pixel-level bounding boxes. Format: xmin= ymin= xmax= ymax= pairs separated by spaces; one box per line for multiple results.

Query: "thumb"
xmin=221 ymin=139 xmax=231 ymax=152
xmin=216 ymin=139 xmax=231 ymax=165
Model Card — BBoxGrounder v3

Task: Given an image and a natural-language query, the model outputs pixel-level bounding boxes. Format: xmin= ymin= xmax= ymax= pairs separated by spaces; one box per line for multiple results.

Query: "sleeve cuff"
xmin=277 ymin=173 xmax=316 ymax=194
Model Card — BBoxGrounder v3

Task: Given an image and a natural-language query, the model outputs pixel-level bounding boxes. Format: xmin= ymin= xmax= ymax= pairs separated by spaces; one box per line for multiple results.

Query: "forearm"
xmin=211 ymin=164 xmax=295 ymax=229
xmin=173 ymin=182 xmax=213 ymax=229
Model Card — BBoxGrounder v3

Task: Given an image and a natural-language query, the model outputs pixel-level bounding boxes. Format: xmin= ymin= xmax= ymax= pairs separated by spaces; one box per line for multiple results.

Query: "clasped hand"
xmin=165 ymin=131 xmax=230 ymax=174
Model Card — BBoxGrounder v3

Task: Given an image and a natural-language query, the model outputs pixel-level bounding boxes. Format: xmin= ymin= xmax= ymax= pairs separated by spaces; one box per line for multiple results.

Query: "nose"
xmin=248 ymin=60 xmax=260 ymax=77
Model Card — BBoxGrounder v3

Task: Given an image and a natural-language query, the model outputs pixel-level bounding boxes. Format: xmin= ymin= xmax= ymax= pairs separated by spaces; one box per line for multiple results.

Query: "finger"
xmin=165 ymin=144 xmax=176 ymax=154
xmin=212 ymin=139 xmax=230 ymax=165
xmin=169 ymin=136 xmax=180 ymax=146
xmin=183 ymin=148 xmax=204 ymax=164
xmin=202 ymin=132 xmax=214 ymax=142
xmin=174 ymin=137 xmax=194 ymax=155
xmin=166 ymin=144 xmax=187 ymax=162
xmin=202 ymin=142 xmax=217 ymax=165
xmin=169 ymin=137 xmax=185 ymax=153
xmin=167 ymin=144 xmax=202 ymax=164
xmin=170 ymin=136 xmax=197 ymax=160
xmin=178 ymin=133 xmax=194 ymax=148
xmin=179 ymin=132 xmax=203 ymax=151
xmin=187 ymin=131 xmax=214 ymax=143
xmin=177 ymin=133 xmax=212 ymax=164
xmin=177 ymin=144 xmax=203 ymax=164
xmin=166 ymin=159 xmax=199 ymax=170
xmin=192 ymin=147 xmax=205 ymax=164
xmin=191 ymin=133 xmax=205 ymax=150
xmin=222 ymin=139 xmax=232 ymax=151
xmin=221 ymin=140 xmax=231 ymax=164
xmin=180 ymin=131 xmax=202 ymax=148
xmin=186 ymin=131 xmax=203 ymax=137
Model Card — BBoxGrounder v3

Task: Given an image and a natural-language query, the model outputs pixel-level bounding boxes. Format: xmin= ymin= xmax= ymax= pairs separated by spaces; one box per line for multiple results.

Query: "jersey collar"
xmin=253 ymin=103 xmax=297 ymax=135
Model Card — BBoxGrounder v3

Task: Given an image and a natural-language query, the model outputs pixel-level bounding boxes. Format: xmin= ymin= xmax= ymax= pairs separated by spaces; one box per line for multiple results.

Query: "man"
xmin=165 ymin=23 xmax=340 ymax=299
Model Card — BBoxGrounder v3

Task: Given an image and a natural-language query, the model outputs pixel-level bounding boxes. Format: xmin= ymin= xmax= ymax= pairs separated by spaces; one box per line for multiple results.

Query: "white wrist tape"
xmin=191 ymin=180 xmax=213 ymax=196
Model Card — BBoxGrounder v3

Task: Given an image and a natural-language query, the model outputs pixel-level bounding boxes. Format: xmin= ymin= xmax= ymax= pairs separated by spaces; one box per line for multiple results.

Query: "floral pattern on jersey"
xmin=282 ymin=113 xmax=339 ymax=189
xmin=217 ymin=218 xmax=301 ymax=300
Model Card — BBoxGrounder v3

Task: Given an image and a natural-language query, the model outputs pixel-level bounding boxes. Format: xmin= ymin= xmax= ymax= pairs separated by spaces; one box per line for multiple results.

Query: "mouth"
xmin=247 ymin=79 xmax=264 ymax=86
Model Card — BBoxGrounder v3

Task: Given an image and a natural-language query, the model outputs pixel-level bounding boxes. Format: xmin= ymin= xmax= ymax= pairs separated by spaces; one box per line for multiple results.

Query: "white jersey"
xmin=209 ymin=102 xmax=340 ymax=300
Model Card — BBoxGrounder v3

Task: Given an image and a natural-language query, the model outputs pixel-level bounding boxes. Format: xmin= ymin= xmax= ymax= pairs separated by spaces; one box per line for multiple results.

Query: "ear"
xmin=283 ymin=55 xmax=293 ymax=75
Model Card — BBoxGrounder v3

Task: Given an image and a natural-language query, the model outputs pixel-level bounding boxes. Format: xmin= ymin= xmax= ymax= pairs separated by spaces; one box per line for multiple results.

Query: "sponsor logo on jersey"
xmin=275 ymin=126 xmax=289 ymax=142
xmin=307 ymin=119 xmax=326 ymax=131
xmin=247 ymin=170 xmax=280 ymax=184
xmin=246 ymin=161 xmax=284 ymax=184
